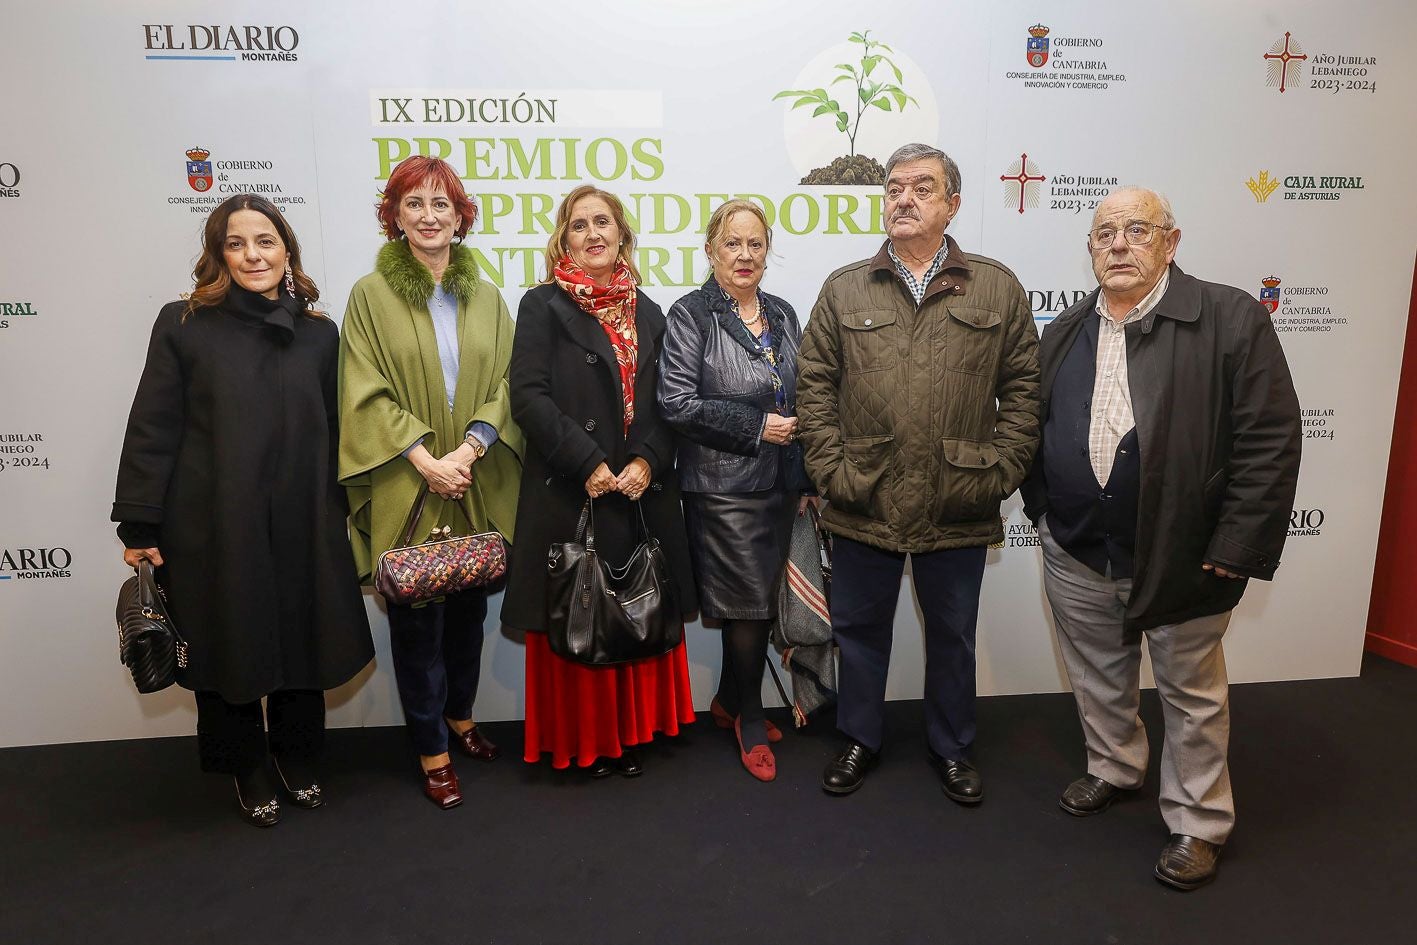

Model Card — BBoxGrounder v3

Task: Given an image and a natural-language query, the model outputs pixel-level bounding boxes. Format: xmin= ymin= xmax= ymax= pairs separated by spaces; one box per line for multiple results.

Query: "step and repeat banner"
xmin=2 ymin=0 xmax=1414 ymax=746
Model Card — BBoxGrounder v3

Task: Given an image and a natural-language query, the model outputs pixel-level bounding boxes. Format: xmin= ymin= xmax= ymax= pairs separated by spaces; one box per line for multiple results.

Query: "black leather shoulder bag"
xmin=115 ymin=560 xmax=189 ymax=693
xmin=546 ymin=499 xmax=682 ymax=665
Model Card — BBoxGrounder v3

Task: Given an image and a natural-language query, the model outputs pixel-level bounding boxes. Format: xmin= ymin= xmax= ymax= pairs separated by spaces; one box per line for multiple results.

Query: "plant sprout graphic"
xmin=773 ymin=31 xmax=918 ymax=158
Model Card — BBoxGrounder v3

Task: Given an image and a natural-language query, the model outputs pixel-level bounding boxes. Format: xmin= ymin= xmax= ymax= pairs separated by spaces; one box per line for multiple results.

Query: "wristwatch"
xmin=465 ymin=435 xmax=487 ymax=459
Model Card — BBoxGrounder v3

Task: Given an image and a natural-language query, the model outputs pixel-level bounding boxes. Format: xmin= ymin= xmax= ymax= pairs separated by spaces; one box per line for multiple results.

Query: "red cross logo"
xmin=1263 ymin=32 xmax=1308 ymax=93
xmin=1000 ymin=153 xmax=1046 ymax=214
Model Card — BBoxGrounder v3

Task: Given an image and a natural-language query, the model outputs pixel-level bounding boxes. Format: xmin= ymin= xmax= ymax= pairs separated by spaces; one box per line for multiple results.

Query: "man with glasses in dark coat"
xmin=1021 ymin=186 xmax=1301 ymax=890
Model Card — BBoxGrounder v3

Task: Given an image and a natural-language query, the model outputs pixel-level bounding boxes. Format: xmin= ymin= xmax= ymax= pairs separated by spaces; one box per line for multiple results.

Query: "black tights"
xmin=715 ymin=618 xmax=772 ymax=749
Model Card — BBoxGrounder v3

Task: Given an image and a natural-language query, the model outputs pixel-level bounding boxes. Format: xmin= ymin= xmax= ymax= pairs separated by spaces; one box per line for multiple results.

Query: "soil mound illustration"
xmin=801 ymin=154 xmax=886 ymax=186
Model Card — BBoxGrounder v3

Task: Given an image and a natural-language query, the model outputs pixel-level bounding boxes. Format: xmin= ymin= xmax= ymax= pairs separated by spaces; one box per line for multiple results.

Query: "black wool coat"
xmin=1020 ymin=264 xmax=1302 ymax=633
xmin=113 ymin=290 xmax=374 ymax=703
xmin=501 ymin=284 xmax=697 ymax=631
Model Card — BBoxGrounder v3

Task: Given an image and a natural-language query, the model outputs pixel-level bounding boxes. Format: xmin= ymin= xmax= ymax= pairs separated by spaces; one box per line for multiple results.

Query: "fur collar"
xmin=376 ymin=238 xmax=480 ymax=309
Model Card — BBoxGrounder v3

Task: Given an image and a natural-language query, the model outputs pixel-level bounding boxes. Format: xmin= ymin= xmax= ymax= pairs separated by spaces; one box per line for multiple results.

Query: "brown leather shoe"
xmin=710 ymin=696 xmax=783 ymax=743
xmin=421 ymin=764 xmax=463 ymax=810
xmin=447 ymin=722 xmax=500 ymax=762
xmin=1155 ymin=834 xmax=1221 ymax=890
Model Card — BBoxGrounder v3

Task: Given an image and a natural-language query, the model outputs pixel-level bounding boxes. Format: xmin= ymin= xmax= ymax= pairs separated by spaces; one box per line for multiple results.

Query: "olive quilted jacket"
xmin=797 ymin=237 xmax=1040 ymax=552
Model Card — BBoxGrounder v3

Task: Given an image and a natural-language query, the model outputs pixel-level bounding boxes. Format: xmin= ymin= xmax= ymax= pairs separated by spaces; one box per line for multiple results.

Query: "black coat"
xmin=113 ymin=290 xmax=374 ymax=703
xmin=1021 ymin=265 xmax=1302 ymax=633
xmin=502 ymin=284 xmax=697 ymax=631
xmin=658 ymin=276 xmax=806 ymax=493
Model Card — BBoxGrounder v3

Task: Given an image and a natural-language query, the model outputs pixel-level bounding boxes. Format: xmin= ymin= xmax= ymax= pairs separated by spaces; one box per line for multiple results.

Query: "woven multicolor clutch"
xmin=374 ymin=484 xmax=507 ymax=606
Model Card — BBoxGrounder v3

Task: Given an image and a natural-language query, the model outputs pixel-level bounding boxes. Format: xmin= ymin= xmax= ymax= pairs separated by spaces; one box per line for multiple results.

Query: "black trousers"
xmin=831 ymin=536 xmax=987 ymax=760
xmin=195 ymin=689 xmax=325 ymax=775
xmin=386 ymin=589 xmax=488 ymax=756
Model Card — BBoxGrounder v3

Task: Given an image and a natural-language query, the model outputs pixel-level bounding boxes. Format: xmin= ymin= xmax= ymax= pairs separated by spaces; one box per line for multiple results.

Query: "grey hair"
xmin=1107 ymin=185 xmax=1178 ymax=229
xmin=884 ymin=143 xmax=962 ymax=197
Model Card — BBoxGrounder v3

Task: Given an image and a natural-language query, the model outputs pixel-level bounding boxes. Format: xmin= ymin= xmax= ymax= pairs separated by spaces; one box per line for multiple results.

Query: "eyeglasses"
xmin=1087 ymin=220 xmax=1172 ymax=251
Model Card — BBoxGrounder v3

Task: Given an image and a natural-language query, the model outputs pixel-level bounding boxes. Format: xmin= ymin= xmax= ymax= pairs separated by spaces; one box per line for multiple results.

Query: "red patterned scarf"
xmin=553 ymin=254 xmax=639 ymax=434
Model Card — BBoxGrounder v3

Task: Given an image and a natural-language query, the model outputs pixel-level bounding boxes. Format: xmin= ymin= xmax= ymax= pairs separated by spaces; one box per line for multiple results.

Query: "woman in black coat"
xmin=505 ymin=185 xmax=697 ymax=778
xmin=113 ymin=194 xmax=373 ymax=827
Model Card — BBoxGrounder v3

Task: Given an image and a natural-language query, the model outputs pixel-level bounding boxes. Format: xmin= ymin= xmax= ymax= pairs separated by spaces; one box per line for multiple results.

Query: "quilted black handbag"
xmin=115 ymin=560 xmax=189 ymax=693
xmin=545 ymin=499 xmax=682 ymax=665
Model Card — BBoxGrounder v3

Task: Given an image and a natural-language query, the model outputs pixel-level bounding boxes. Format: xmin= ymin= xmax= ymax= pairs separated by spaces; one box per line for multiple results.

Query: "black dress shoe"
xmin=586 ymin=759 xmax=614 ymax=779
xmin=1059 ymin=774 xmax=1122 ymax=816
xmin=1155 ymin=834 xmax=1221 ymax=890
xmin=233 ymin=766 xmax=280 ymax=828
xmin=821 ymin=742 xmax=877 ymax=795
xmin=934 ymin=757 xmax=983 ymax=805
xmin=273 ymin=757 xmax=324 ymax=809
xmin=614 ymin=749 xmax=644 ymax=778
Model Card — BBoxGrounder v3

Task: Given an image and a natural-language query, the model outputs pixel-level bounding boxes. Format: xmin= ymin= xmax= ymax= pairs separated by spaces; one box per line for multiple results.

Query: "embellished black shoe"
xmin=233 ymin=765 xmax=281 ymax=828
xmin=273 ymin=757 xmax=324 ymax=809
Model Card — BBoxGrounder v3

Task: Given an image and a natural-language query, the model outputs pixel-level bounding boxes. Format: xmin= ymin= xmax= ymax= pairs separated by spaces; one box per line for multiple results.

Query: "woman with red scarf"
xmin=504 ymin=185 xmax=698 ymax=777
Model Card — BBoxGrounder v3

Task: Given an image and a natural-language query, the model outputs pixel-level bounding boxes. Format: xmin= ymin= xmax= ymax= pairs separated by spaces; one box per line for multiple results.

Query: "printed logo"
xmin=143 ymin=24 xmax=299 ymax=62
xmin=1001 ymin=153 xmax=1046 ymax=214
xmin=1302 ymin=408 xmax=1335 ymax=444
xmin=999 ymin=155 xmax=1116 ymax=219
xmin=1264 ymin=33 xmax=1308 ymax=93
xmin=1026 ymin=24 xmax=1050 ymax=68
xmin=1259 ymin=276 xmax=1282 ymax=314
xmin=0 ymin=546 xmax=72 ymax=581
xmin=0 ymin=433 xmax=49 ymax=472
xmin=1246 ymin=170 xmax=1281 ymax=203
xmin=1030 ymin=288 xmax=1092 ymax=324
xmin=0 ymin=301 xmax=38 ymax=330
xmin=1004 ymin=24 xmax=1128 ymax=90
xmin=1248 ymin=171 xmax=1364 ymax=203
xmin=1288 ymin=509 xmax=1325 ymax=538
xmin=185 ymin=147 xmax=213 ymax=192
xmin=0 ymin=162 xmax=18 ymax=198
xmin=169 ymin=148 xmax=307 ymax=214
xmin=1261 ymin=32 xmax=1378 ymax=95
xmin=1264 ymin=278 xmax=1348 ymax=336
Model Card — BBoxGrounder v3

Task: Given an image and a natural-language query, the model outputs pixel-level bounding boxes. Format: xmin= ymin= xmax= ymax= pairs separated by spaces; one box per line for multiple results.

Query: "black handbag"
xmin=545 ymin=499 xmax=682 ymax=665
xmin=115 ymin=560 xmax=189 ymax=693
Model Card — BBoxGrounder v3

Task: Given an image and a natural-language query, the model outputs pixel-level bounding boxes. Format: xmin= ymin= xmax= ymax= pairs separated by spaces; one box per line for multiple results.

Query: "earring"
xmin=284 ymin=264 xmax=296 ymax=298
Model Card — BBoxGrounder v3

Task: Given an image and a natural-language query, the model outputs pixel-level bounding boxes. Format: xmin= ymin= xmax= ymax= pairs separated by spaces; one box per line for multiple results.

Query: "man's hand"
xmin=1202 ymin=562 xmax=1243 ymax=580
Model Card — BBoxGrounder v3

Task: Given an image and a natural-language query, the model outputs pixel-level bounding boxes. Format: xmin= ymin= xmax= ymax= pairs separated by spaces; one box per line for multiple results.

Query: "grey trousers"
xmin=1039 ymin=518 xmax=1235 ymax=844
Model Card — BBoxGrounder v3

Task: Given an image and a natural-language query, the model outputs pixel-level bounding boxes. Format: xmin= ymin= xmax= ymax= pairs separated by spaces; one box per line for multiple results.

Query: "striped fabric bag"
xmin=771 ymin=504 xmax=837 ymax=726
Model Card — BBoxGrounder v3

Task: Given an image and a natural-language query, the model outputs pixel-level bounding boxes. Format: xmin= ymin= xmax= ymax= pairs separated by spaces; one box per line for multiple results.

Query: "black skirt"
xmin=683 ymin=490 xmax=796 ymax=620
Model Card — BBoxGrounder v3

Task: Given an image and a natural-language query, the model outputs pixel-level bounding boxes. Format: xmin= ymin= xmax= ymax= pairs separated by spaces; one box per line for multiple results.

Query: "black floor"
xmin=2 ymin=655 xmax=1413 ymax=945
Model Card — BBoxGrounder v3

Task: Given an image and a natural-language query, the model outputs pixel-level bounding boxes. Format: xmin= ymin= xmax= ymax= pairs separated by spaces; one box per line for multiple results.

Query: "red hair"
xmin=376 ymin=156 xmax=478 ymax=241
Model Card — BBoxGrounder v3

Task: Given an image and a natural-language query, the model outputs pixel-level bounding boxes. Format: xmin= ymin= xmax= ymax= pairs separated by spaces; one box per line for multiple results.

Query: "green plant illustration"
xmin=773 ymin=30 xmax=918 ymax=158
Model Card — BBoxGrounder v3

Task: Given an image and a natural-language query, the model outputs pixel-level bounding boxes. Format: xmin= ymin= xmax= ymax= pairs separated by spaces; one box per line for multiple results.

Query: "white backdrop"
xmin=2 ymin=0 xmax=1413 ymax=747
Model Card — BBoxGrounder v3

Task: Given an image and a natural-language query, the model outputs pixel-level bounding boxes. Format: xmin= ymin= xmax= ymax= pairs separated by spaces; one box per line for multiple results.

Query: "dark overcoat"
xmin=113 ymin=290 xmax=374 ymax=703
xmin=501 ymin=283 xmax=697 ymax=631
xmin=1020 ymin=264 xmax=1302 ymax=633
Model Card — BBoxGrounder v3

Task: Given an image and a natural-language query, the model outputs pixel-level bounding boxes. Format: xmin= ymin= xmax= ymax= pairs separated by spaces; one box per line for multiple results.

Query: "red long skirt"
xmin=523 ymin=632 xmax=696 ymax=769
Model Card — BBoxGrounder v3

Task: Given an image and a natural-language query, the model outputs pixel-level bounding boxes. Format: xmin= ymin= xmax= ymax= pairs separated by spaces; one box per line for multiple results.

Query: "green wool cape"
xmin=338 ymin=239 xmax=524 ymax=582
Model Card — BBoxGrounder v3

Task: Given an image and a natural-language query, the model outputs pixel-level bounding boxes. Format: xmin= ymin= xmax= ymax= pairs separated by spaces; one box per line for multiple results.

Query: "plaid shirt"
xmin=888 ymin=239 xmax=952 ymax=307
xmin=1089 ymin=271 xmax=1169 ymax=485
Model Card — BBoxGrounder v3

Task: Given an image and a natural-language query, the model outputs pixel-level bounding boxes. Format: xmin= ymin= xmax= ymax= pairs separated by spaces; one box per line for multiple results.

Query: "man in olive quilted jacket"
xmin=797 ymin=143 xmax=1040 ymax=804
